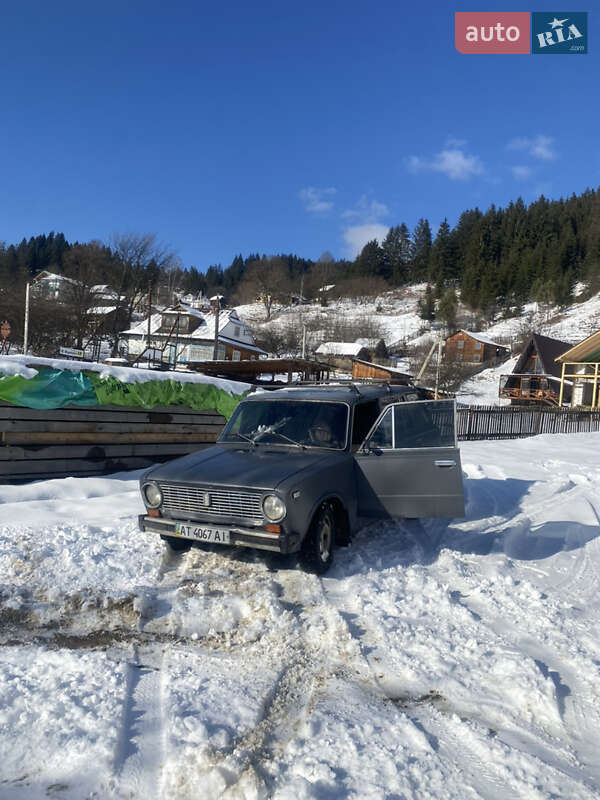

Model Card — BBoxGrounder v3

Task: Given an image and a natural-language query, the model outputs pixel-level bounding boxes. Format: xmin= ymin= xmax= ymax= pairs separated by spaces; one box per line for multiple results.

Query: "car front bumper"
xmin=139 ymin=514 xmax=301 ymax=554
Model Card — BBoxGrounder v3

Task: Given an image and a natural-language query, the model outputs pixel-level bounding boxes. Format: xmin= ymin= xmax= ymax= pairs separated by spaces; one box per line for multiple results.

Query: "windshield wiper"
xmin=254 ymin=430 xmax=306 ymax=448
xmin=223 ymin=431 xmax=256 ymax=446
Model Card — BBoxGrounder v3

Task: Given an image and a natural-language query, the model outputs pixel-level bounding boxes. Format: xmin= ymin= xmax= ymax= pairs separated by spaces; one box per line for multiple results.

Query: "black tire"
xmin=160 ymin=534 xmax=192 ymax=552
xmin=300 ymin=502 xmax=335 ymax=574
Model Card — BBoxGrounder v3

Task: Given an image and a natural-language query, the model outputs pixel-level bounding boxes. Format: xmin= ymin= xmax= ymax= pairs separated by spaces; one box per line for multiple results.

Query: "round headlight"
xmin=263 ymin=494 xmax=286 ymax=522
xmin=143 ymin=483 xmax=162 ymax=508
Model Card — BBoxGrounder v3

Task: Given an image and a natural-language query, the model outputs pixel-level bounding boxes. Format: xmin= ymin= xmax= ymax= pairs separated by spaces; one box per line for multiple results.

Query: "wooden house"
xmin=499 ymin=333 xmax=572 ymax=406
xmin=444 ymin=330 xmax=509 ymax=364
xmin=315 ymin=341 xmax=371 ymax=371
xmin=556 ymin=330 xmax=600 ymax=408
xmin=351 ymin=358 xmax=412 ymax=384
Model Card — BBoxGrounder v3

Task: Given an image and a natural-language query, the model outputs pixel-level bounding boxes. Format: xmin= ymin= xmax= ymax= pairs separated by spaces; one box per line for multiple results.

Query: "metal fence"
xmin=457 ymin=405 xmax=600 ymax=441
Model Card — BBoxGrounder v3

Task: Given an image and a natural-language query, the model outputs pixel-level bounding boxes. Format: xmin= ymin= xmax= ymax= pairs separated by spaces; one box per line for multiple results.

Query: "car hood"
xmin=144 ymin=444 xmax=348 ymax=491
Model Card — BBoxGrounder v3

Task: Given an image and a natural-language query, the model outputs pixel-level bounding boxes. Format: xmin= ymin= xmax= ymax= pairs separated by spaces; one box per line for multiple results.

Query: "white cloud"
xmin=507 ymin=135 xmax=556 ymax=161
xmin=511 ymin=165 xmax=533 ymax=180
xmin=406 ymin=145 xmax=483 ymax=181
xmin=342 ymin=223 xmax=389 ymax=258
xmin=340 ymin=193 xmax=389 ymax=257
xmin=342 ymin=194 xmax=389 ymax=223
xmin=299 ymin=186 xmax=336 ymax=213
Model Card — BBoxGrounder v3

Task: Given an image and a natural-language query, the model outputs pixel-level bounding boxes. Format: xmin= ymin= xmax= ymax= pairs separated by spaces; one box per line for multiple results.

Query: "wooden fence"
xmin=457 ymin=405 xmax=600 ymax=441
xmin=0 ymin=402 xmax=226 ymax=482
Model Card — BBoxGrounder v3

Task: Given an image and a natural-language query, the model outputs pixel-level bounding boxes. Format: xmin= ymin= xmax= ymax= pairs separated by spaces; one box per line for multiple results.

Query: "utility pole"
xmin=23 ymin=282 xmax=30 ymax=356
xmin=301 ymin=324 xmax=307 ymax=359
xmin=434 ymin=336 xmax=443 ymax=399
xmin=173 ymin=313 xmax=180 ymax=369
xmin=212 ymin=296 xmax=221 ymax=360
xmin=146 ymin=282 xmax=153 ymax=366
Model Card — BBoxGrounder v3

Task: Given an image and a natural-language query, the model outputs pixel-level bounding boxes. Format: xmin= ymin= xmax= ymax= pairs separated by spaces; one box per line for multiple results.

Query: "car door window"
xmin=365 ymin=400 xmax=456 ymax=450
xmin=367 ymin=406 xmax=394 ymax=449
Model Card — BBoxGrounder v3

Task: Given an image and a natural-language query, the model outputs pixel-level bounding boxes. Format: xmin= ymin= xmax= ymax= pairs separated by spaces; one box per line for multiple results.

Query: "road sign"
xmin=0 ymin=321 xmax=10 ymax=340
xmin=59 ymin=346 xmax=85 ymax=359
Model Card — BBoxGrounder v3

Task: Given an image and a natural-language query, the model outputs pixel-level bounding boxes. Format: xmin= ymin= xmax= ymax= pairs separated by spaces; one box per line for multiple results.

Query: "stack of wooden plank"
xmin=0 ymin=402 xmax=226 ymax=482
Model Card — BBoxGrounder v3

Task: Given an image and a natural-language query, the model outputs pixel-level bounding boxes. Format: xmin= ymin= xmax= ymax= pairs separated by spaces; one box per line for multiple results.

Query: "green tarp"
xmin=0 ymin=367 xmax=246 ymax=419
xmin=0 ymin=370 xmax=97 ymax=410
xmin=87 ymin=374 xmax=245 ymax=418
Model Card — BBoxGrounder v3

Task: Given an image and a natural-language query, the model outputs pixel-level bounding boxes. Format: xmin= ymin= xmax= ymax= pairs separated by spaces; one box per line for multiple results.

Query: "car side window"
xmin=363 ymin=400 xmax=456 ymax=450
xmin=367 ymin=406 xmax=393 ymax=449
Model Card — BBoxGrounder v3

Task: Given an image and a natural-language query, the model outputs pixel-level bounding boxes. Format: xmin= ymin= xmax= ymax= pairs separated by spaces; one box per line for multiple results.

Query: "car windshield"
xmin=220 ymin=400 xmax=348 ymax=449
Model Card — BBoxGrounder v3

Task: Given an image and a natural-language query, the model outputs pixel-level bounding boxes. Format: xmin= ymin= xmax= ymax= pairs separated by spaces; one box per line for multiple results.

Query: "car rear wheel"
xmin=160 ymin=534 xmax=192 ymax=552
xmin=300 ymin=502 xmax=335 ymax=574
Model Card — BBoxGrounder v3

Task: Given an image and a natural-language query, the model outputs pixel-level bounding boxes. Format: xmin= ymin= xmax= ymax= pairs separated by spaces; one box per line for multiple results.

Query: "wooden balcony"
xmin=499 ymin=375 xmax=560 ymax=407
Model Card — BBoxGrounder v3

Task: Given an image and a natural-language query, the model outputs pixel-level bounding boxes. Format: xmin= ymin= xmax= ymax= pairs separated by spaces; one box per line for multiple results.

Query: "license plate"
xmin=174 ymin=523 xmax=231 ymax=544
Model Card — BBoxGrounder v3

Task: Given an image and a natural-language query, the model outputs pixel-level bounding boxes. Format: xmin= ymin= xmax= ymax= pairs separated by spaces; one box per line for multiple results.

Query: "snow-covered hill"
xmin=1 ymin=432 xmax=600 ymax=798
xmin=237 ymin=284 xmax=600 ymax=405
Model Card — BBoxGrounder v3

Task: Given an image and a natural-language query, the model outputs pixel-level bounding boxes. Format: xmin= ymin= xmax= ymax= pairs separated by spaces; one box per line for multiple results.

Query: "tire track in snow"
xmin=167 ymin=567 xmax=343 ymax=796
xmin=112 ymin=645 xmax=166 ymax=799
xmin=445 ymin=573 xmax=600 ymax=793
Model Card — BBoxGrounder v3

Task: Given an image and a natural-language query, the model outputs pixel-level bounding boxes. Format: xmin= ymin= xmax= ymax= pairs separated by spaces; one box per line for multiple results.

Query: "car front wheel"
xmin=300 ymin=502 xmax=335 ymax=574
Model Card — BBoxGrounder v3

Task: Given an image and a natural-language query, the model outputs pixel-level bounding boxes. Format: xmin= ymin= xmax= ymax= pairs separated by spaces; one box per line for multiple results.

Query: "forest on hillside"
xmin=1 ymin=187 xmax=599 ymax=352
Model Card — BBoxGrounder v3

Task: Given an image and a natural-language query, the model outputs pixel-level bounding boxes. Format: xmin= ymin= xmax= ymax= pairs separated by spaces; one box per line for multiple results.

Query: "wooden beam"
xmin=0 ymin=442 xmax=210 ymax=462
xmin=0 ymin=404 xmax=225 ymax=425
xmin=0 ymin=420 xmax=224 ymax=435
xmin=1 ymin=431 xmax=219 ymax=445
xmin=558 ymin=362 xmax=566 ymax=406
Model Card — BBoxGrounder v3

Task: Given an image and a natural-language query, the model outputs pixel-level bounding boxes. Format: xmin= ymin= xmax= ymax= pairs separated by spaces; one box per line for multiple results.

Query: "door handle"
xmin=435 ymin=460 xmax=456 ymax=468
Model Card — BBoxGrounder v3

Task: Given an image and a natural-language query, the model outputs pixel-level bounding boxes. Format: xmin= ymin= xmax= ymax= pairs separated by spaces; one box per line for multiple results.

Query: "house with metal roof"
xmin=119 ymin=303 xmax=266 ymax=366
xmin=499 ymin=333 xmax=572 ymax=406
xmin=555 ymin=330 xmax=600 ymax=407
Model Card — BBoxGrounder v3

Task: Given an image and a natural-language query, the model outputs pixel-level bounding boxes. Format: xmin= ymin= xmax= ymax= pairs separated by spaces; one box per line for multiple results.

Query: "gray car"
xmin=138 ymin=385 xmax=465 ymax=573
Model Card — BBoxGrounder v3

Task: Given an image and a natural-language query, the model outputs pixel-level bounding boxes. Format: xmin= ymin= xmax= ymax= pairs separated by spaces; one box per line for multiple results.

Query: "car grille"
xmin=158 ymin=483 xmax=264 ymax=522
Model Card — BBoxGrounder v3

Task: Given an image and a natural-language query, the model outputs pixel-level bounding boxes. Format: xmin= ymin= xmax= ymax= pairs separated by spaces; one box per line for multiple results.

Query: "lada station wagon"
xmin=138 ymin=385 xmax=465 ymax=572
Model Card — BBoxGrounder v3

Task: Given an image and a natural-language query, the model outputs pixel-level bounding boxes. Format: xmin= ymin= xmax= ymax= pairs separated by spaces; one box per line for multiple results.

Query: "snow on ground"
xmin=456 ymin=356 xmax=518 ymax=406
xmin=1 ymin=432 xmax=600 ymax=798
xmin=482 ymin=290 xmax=600 ymax=345
xmin=236 ymin=286 xmax=428 ymax=353
xmin=239 ymin=283 xmax=599 ymax=367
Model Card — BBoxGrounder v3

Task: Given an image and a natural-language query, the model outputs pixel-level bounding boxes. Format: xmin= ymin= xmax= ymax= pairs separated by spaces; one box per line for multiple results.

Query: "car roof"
xmin=243 ymin=384 xmax=418 ymax=405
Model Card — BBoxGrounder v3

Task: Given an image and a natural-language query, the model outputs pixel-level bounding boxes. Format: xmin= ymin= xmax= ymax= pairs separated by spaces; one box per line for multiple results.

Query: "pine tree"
xmin=412 ymin=219 xmax=432 ymax=281
xmin=355 ymin=239 xmax=385 ymax=277
xmin=436 ymin=288 xmax=458 ymax=331
xmin=418 ymin=284 xmax=436 ymax=320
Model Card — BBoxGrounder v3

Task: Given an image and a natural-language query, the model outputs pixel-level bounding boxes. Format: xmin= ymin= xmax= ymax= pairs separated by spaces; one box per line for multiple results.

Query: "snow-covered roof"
xmin=88 ymin=306 xmax=117 ymax=316
xmin=316 ymin=341 xmax=368 ymax=357
xmin=120 ymin=307 xmax=251 ymax=344
xmin=32 ymin=270 xmax=77 ymax=285
xmin=91 ymin=285 xmax=118 ymax=297
xmin=457 ymin=330 xmax=508 ymax=348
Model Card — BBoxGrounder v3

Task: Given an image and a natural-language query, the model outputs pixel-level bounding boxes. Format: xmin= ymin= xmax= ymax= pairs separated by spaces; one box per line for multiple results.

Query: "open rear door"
xmin=354 ymin=399 xmax=465 ymax=519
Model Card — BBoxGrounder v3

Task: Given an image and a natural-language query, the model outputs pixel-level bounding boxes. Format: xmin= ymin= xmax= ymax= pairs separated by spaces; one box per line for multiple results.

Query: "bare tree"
xmin=107 ymin=233 xmax=178 ymax=355
xmin=61 ymin=243 xmax=113 ymax=347
xmin=237 ymin=257 xmax=290 ymax=320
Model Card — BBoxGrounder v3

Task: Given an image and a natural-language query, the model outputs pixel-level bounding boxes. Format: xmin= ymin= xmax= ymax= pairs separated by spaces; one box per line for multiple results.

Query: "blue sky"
xmin=0 ymin=1 xmax=597 ymax=269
